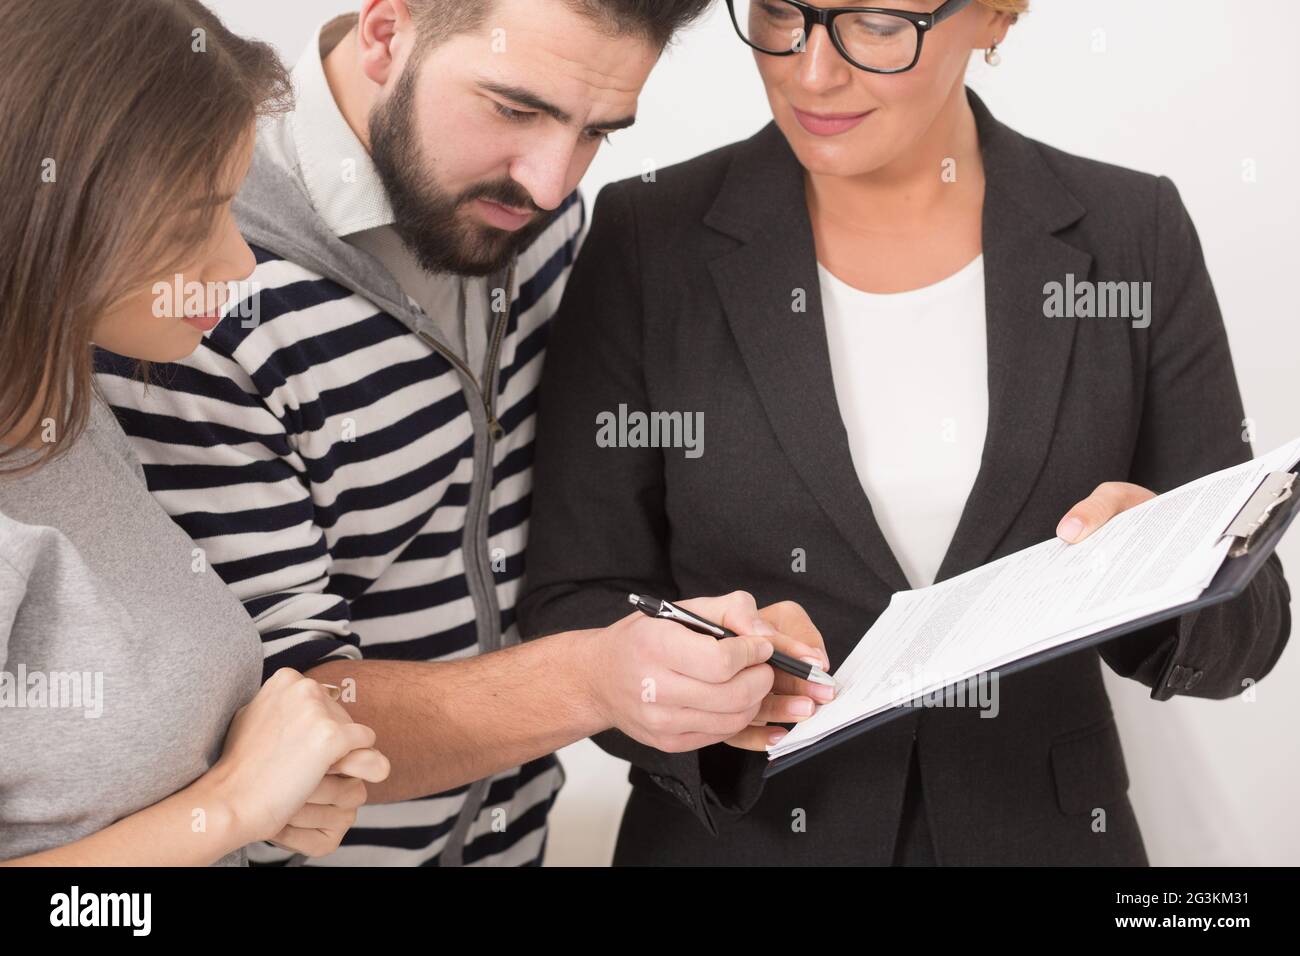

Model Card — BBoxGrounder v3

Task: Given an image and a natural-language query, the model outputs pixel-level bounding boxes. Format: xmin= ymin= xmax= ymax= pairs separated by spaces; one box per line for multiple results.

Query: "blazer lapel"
xmin=705 ymin=89 xmax=1092 ymax=594
xmin=707 ymin=125 xmax=912 ymax=593
xmin=934 ymin=92 xmax=1092 ymax=582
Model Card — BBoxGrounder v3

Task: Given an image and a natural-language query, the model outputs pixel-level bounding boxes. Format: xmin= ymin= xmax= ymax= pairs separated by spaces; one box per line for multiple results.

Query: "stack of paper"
xmin=768 ymin=437 xmax=1300 ymax=760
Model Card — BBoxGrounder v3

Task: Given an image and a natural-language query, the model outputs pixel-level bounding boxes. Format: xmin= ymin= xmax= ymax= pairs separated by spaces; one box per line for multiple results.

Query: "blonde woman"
xmin=0 ymin=0 xmax=388 ymax=865
xmin=519 ymin=0 xmax=1290 ymax=864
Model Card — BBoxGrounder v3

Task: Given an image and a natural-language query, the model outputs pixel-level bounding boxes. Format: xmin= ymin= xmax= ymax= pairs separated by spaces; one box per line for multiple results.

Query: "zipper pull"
xmin=486 ymin=412 xmax=505 ymax=442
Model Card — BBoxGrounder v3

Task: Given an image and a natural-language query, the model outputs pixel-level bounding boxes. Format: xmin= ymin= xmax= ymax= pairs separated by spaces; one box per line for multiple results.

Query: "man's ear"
xmin=357 ymin=0 xmax=416 ymax=88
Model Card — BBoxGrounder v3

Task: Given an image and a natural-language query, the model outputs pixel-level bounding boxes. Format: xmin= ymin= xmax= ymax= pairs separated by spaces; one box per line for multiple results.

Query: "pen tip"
xmin=809 ymin=668 xmax=837 ymax=688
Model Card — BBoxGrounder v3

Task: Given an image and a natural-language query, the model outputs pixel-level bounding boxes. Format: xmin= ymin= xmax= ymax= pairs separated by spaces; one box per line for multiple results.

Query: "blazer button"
xmin=1185 ymin=669 xmax=1204 ymax=690
xmin=1166 ymin=664 xmax=1190 ymax=689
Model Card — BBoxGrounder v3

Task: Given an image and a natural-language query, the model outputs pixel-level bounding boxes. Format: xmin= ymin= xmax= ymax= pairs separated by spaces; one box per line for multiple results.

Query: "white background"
xmin=209 ymin=0 xmax=1300 ymax=865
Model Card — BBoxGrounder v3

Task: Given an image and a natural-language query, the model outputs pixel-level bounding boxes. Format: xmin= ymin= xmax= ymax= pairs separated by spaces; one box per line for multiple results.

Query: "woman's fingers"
xmin=725 ymin=724 xmax=789 ymax=752
xmin=286 ymin=801 xmax=357 ymax=832
xmin=327 ymin=747 xmax=391 ymax=783
xmin=1056 ymin=481 xmax=1156 ymax=543
xmin=757 ymin=601 xmax=836 ymax=702
xmin=318 ymin=720 xmax=378 ymax=765
xmin=753 ymin=693 xmax=816 ymax=725
xmin=320 ymin=691 xmax=356 ymax=725
xmin=304 ymin=773 xmax=368 ymax=809
xmin=758 ymin=601 xmax=829 ymax=661
xmin=268 ymin=824 xmax=349 ymax=858
xmin=772 ymin=669 xmax=836 ymax=702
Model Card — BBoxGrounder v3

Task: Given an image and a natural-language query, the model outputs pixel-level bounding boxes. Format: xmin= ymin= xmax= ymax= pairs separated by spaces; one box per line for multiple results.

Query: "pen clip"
xmin=630 ymin=593 xmax=730 ymax=638
xmin=660 ymin=601 xmax=729 ymax=638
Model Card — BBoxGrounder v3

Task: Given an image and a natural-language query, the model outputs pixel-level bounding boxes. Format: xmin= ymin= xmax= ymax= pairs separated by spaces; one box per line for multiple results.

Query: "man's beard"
xmin=369 ymin=68 xmax=558 ymax=278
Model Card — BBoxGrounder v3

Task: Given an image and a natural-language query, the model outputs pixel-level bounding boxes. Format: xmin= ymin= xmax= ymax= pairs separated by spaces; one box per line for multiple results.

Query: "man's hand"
xmin=725 ymin=600 xmax=835 ymax=752
xmin=1055 ymin=481 xmax=1157 ymax=543
xmin=581 ymin=591 xmax=808 ymax=754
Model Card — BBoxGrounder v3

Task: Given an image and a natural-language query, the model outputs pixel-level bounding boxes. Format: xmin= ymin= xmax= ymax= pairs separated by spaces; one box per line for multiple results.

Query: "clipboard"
xmin=763 ymin=465 xmax=1299 ymax=778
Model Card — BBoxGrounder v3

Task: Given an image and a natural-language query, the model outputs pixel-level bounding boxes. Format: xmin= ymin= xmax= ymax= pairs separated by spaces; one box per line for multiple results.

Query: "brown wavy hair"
xmin=0 ymin=0 xmax=291 ymax=473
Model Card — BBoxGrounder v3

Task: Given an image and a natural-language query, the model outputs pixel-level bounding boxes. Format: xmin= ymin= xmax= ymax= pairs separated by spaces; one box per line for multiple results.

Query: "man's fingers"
xmin=676 ymin=705 xmax=764 ymax=738
xmin=662 ymin=630 xmax=774 ymax=683
xmin=718 ymin=634 xmax=776 ymax=678
xmin=668 ymin=596 xmax=828 ymax=684
xmin=652 ymin=665 xmax=774 ymax=714
xmin=677 ymin=591 xmax=762 ymax=635
xmin=1056 ymin=482 xmax=1156 ymax=543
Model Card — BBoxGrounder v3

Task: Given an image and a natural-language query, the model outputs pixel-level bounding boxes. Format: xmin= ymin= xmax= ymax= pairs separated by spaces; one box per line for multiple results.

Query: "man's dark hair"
xmin=409 ymin=0 xmax=715 ymax=52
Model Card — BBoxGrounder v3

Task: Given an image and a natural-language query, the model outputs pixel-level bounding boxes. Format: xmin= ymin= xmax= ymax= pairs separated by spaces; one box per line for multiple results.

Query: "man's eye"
xmin=493 ymin=102 xmax=533 ymax=122
xmin=585 ymin=129 xmax=614 ymax=144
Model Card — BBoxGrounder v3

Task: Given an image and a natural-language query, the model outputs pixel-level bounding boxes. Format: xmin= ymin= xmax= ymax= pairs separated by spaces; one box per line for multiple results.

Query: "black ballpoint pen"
xmin=628 ymin=594 xmax=837 ymax=687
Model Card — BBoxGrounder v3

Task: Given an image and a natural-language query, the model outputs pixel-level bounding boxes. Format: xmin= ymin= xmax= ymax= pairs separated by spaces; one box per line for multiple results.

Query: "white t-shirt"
xmin=819 ymin=255 xmax=989 ymax=589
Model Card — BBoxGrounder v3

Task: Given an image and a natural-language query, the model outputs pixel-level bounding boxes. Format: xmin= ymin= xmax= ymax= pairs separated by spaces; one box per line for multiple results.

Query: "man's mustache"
xmin=457 ymin=180 xmax=543 ymax=216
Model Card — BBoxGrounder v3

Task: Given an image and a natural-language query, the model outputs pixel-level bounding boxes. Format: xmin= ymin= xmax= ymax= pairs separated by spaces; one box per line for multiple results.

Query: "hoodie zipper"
xmin=481 ymin=285 xmax=511 ymax=441
xmin=414 ymin=324 xmax=505 ymax=441
xmin=411 ymin=274 xmax=512 ymax=636
xmin=413 ymin=266 xmax=515 ymax=865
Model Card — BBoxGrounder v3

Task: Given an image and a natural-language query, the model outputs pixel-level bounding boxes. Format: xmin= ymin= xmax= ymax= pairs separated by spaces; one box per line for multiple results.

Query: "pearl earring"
xmin=985 ymin=43 xmax=1002 ymax=66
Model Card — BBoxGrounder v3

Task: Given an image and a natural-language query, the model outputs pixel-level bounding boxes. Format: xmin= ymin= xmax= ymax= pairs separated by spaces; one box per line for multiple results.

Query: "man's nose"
xmin=508 ymin=132 xmax=584 ymax=212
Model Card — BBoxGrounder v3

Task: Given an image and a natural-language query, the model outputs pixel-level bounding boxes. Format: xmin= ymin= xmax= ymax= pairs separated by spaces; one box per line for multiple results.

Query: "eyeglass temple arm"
xmin=927 ymin=0 xmax=976 ymax=28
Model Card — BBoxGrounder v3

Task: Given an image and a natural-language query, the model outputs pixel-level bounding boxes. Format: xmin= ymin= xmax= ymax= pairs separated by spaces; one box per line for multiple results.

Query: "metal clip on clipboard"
xmin=1222 ymin=471 xmax=1297 ymax=558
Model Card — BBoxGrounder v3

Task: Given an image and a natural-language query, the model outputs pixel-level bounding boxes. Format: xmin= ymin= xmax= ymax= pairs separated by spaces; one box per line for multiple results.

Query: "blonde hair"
xmin=978 ymin=0 xmax=1028 ymax=22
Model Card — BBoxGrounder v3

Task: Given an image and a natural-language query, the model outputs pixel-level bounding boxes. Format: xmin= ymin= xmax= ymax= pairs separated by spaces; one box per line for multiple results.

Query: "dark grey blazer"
xmin=517 ymin=88 xmax=1290 ymax=865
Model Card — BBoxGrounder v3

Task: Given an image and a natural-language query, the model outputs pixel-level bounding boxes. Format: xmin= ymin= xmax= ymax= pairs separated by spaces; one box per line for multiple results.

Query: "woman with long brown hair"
xmin=0 ymin=0 xmax=388 ymax=865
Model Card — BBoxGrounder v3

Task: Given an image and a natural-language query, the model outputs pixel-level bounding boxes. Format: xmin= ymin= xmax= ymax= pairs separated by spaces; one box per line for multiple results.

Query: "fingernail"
xmin=800 ymin=654 xmax=830 ymax=671
xmin=754 ymin=639 xmax=774 ymax=660
xmin=749 ymin=617 xmax=776 ymax=636
xmin=1056 ymin=516 xmax=1084 ymax=543
xmin=768 ymin=730 xmax=788 ymax=746
xmin=809 ymin=683 xmax=835 ymax=702
xmin=789 ymin=698 xmax=814 ymax=716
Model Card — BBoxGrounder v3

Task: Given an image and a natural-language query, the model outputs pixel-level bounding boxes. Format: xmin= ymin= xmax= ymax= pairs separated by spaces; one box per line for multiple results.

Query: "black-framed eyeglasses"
xmin=725 ymin=0 xmax=975 ymax=74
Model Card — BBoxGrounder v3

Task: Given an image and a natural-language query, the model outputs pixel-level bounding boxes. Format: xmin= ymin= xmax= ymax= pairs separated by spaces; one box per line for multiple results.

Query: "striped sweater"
xmin=93 ymin=146 xmax=585 ymax=866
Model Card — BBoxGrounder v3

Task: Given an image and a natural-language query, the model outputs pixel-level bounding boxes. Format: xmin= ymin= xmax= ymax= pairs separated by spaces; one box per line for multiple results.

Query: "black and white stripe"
xmin=94 ymin=193 xmax=584 ymax=866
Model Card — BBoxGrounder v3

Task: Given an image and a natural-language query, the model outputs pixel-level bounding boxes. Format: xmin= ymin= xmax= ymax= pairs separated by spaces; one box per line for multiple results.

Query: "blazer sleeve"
xmin=516 ymin=181 xmax=745 ymax=835
xmin=1098 ymin=175 xmax=1291 ymax=701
